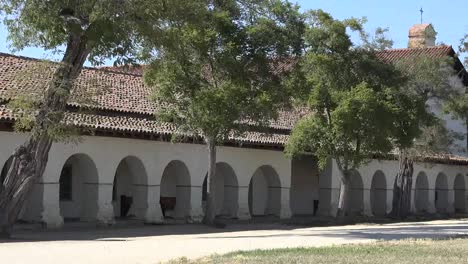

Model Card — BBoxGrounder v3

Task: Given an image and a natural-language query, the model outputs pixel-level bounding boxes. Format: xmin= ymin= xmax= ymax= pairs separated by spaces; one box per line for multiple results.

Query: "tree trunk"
xmin=202 ymin=136 xmax=217 ymax=225
xmin=390 ymin=149 xmax=414 ymax=219
xmin=336 ymin=170 xmax=351 ymax=219
xmin=0 ymin=33 xmax=90 ymax=237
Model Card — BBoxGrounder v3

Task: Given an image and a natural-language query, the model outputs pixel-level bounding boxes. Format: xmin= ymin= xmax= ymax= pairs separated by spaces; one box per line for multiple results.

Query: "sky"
xmin=0 ymin=0 xmax=467 ymax=66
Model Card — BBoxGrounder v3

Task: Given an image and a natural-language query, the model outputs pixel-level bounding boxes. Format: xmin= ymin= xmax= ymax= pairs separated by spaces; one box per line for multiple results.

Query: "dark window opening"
xmin=1 ymin=157 xmax=13 ymax=185
xmin=59 ymin=164 xmax=73 ymax=201
xmin=202 ymin=177 xmax=207 ymax=201
xmin=112 ymin=177 xmax=117 ymax=201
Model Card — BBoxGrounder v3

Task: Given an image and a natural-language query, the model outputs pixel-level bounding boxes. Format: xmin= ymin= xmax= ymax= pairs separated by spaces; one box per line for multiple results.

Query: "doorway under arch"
xmin=349 ymin=170 xmax=364 ymax=216
xmin=435 ymin=173 xmax=449 ymax=214
xmin=113 ymin=156 xmax=148 ymax=220
xmin=414 ymin=172 xmax=429 ymax=214
xmin=202 ymin=162 xmax=238 ymax=218
xmin=58 ymin=154 xmax=99 ymax=221
xmin=248 ymin=165 xmax=281 ymax=217
xmin=370 ymin=170 xmax=387 ymax=217
xmin=160 ymin=160 xmax=191 ymax=219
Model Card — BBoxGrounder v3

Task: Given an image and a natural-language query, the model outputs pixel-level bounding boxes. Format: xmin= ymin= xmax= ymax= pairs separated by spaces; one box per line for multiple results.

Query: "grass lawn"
xmin=166 ymin=237 xmax=468 ymax=264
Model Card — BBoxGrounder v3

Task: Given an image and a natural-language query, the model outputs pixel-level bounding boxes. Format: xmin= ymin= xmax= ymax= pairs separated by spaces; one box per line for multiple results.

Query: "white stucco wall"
xmin=0 ymin=129 xmax=466 ymax=227
xmin=319 ymin=158 xmax=468 ymax=217
xmin=0 ymin=131 xmax=293 ymax=226
xmin=426 ymin=75 xmax=467 ymax=157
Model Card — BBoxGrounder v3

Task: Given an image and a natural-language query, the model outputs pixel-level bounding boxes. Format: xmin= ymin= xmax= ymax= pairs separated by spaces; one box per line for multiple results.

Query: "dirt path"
xmin=1 ymin=219 xmax=467 ymax=264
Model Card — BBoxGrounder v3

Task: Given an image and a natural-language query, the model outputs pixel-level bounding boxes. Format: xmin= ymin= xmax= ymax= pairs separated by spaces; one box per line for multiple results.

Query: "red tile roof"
xmin=375 ymin=45 xmax=454 ymax=64
xmin=0 ymin=45 xmax=466 ymax=161
xmin=0 ymin=53 xmax=304 ymax=146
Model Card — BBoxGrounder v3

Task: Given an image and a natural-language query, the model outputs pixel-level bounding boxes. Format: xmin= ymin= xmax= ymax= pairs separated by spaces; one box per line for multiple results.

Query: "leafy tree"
xmin=390 ymin=54 xmax=467 ymax=218
xmin=285 ymin=10 xmax=407 ymax=218
xmin=460 ymin=35 xmax=468 ymax=66
xmin=0 ymin=0 xmax=165 ymax=237
xmin=455 ymin=35 xmax=468 ymax=121
xmin=143 ymin=0 xmax=304 ymax=224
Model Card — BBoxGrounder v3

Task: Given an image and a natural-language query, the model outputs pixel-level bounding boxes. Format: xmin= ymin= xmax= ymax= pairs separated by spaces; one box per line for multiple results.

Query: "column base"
xmin=144 ymin=204 xmax=163 ymax=224
xmin=237 ymin=207 xmax=251 ymax=220
xmin=41 ymin=204 xmax=63 ymax=229
xmin=96 ymin=202 xmax=115 ymax=225
xmin=280 ymin=206 xmax=292 ymax=219
xmin=187 ymin=207 xmax=204 ymax=223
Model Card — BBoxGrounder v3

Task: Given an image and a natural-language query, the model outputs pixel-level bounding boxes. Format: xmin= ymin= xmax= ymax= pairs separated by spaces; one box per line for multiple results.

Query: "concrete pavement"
xmin=1 ymin=219 xmax=468 ymax=264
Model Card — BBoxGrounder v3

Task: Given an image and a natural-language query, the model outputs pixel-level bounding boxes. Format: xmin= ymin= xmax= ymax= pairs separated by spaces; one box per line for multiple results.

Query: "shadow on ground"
xmin=3 ymin=216 xmax=468 ymax=244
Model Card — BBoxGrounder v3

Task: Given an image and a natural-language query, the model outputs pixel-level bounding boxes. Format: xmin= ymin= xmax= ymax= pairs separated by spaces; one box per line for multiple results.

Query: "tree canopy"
xmin=144 ymin=0 xmax=304 ymax=142
xmin=0 ymin=0 xmax=169 ymax=235
xmin=143 ymin=0 xmax=305 ymax=223
xmin=0 ymin=0 xmax=158 ymax=65
xmin=285 ymin=10 xmax=406 ymax=171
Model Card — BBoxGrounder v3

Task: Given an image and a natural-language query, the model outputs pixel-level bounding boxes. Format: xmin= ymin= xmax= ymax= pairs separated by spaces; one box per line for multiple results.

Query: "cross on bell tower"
xmin=420 ymin=7 xmax=424 ymax=24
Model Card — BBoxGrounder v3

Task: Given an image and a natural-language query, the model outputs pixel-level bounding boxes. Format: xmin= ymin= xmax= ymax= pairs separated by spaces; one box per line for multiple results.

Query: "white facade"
xmin=1 ymin=130 xmax=467 ymax=229
xmin=0 ymin=131 xmax=294 ymax=227
xmin=318 ymin=159 xmax=468 ymax=217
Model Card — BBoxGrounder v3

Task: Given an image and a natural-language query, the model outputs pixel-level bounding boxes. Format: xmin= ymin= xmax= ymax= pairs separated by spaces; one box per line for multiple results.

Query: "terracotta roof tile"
xmin=0 ymin=104 xmax=288 ymax=146
xmin=0 ymin=52 xmax=305 ymax=128
xmin=375 ymin=45 xmax=453 ymax=64
xmin=0 ymin=46 xmax=466 ymax=160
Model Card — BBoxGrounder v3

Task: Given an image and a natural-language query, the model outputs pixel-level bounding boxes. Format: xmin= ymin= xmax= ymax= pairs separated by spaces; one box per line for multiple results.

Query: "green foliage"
xmin=0 ymin=0 xmax=167 ymax=142
xmin=287 ymin=10 xmax=467 ymax=171
xmin=454 ymin=34 xmax=468 ymax=121
xmin=144 ymin=0 xmax=305 ymax=142
xmin=460 ymin=34 xmax=468 ymax=66
xmin=7 ymin=95 xmax=38 ymax=132
xmin=396 ymin=56 xmax=457 ymax=101
xmin=0 ymin=0 xmax=155 ymax=65
xmin=285 ymin=10 xmax=405 ymax=171
xmin=395 ymin=55 xmax=466 ymax=154
xmin=359 ymin=27 xmax=394 ymax=51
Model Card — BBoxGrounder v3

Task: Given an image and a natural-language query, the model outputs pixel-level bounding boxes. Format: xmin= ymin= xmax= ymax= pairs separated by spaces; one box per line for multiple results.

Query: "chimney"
xmin=408 ymin=24 xmax=437 ymax=48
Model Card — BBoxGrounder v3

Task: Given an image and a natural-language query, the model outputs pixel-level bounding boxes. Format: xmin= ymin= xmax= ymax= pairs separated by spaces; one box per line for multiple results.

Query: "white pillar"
xmin=318 ymin=187 xmax=340 ymax=217
xmin=447 ymin=189 xmax=455 ymax=214
xmin=317 ymin=159 xmax=340 ymax=217
xmin=145 ymin=185 xmax=163 ymax=224
xmin=188 ymin=185 xmax=204 ymax=223
xmin=410 ymin=188 xmax=417 ymax=213
xmin=363 ymin=189 xmax=372 ymax=216
xmin=95 ymin=183 xmax=115 ymax=225
xmin=237 ymin=186 xmax=251 ymax=220
xmin=280 ymin=187 xmax=292 ymax=219
xmin=386 ymin=189 xmax=393 ymax=214
xmin=428 ymin=188 xmax=436 ymax=214
xmin=41 ymin=182 xmax=63 ymax=229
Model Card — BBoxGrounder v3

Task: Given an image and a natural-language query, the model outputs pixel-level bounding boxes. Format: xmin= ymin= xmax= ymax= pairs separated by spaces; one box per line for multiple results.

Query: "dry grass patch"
xmin=165 ymin=237 xmax=468 ymax=264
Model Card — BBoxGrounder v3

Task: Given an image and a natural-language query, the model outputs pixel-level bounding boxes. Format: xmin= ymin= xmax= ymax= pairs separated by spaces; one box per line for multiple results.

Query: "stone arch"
xmin=160 ymin=160 xmax=191 ymax=219
xmin=202 ymin=162 xmax=238 ymax=218
xmin=112 ymin=156 xmax=148 ymax=220
xmin=414 ymin=172 xmax=429 ymax=213
xmin=370 ymin=170 xmax=387 ymax=217
xmin=435 ymin=173 xmax=449 ymax=214
xmin=58 ymin=154 xmax=99 ymax=221
xmin=248 ymin=165 xmax=281 ymax=217
xmin=349 ymin=170 xmax=364 ymax=216
xmin=454 ymin=174 xmax=466 ymax=213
